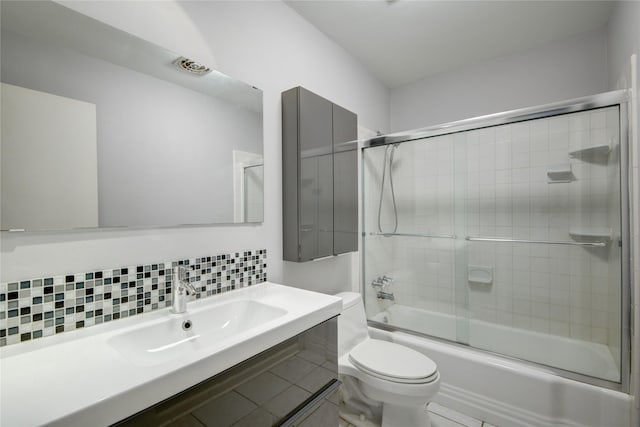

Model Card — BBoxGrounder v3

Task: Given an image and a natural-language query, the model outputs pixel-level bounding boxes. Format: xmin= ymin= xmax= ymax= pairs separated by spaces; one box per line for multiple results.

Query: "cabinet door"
xmin=332 ymin=104 xmax=358 ymax=255
xmin=282 ymin=88 xmax=298 ymax=261
xmin=298 ymin=88 xmax=334 ymax=260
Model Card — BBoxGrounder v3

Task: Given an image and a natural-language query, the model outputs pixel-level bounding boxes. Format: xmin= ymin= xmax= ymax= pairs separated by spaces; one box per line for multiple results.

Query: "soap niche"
xmin=547 ymin=164 xmax=575 ymax=183
xmin=468 ymin=265 xmax=493 ymax=285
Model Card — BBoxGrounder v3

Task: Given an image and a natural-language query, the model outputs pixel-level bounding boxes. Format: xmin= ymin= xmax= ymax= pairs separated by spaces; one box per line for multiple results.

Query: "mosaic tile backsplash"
xmin=0 ymin=249 xmax=267 ymax=347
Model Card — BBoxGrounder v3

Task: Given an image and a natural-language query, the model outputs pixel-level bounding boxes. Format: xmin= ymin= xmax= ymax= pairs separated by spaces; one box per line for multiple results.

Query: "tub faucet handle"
xmin=372 ymin=275 xmax=394 ymax=289
xmin=371 ymin=277 xmax=385 ymax=288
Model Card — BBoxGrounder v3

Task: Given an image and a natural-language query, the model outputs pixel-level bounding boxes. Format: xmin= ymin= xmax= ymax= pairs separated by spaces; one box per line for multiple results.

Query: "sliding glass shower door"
xmin=362 ymin=94 xmax=629 ymax=388
xmin=362 ymin=133 xmax=469 ymax=344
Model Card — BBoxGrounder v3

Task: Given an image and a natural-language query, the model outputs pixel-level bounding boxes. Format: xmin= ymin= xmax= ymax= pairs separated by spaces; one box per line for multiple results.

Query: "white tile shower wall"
xmin=465 ymin=108 xmax=620 ymax=348
xmin=363 ymin=137 xmax=458 ymax=320
xmin=364 ymin=107 xmax=622 ymax=352
xmin=362 ymin=147 xmax=397 ymax=316
xmin=397 ymin=135 xmax=457 ymax=317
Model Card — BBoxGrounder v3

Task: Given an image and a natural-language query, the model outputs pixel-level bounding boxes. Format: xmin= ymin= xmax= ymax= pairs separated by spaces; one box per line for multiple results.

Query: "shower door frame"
xmin=361 ymin=89 xmax=632 ymax=392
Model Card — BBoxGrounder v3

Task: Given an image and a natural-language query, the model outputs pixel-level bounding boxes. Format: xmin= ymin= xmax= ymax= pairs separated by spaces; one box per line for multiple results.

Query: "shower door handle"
xmin=465 ymin=236 xmax=607 ymax=247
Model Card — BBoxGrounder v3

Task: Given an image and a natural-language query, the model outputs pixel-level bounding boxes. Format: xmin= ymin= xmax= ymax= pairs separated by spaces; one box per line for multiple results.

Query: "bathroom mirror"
xmin=0 ymin=1 xmax=263 ymax=231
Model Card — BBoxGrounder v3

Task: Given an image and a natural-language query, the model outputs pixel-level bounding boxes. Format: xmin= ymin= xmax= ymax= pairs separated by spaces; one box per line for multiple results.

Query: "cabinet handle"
xmin=277 ymin=379 xmax=341 ymax=427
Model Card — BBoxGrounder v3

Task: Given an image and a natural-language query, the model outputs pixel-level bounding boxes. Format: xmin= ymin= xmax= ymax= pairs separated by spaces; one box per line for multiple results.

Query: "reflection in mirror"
xmin=0 ymin=1 xmax=263 ymax=231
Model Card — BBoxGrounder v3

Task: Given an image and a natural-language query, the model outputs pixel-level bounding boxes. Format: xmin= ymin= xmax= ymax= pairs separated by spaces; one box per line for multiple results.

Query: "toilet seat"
xmin=348 ymin=339 xmax=438 ymax=384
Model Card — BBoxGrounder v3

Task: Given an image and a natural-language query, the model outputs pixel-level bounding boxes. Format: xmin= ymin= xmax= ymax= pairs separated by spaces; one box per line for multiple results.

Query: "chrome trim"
xmin=363 ymin=89 xmax=630 ymax=148
xmin=367 ymin=232 xmax=456 ymax=239
xmin=619 ymin=100 xmax=631 ymax=394
xmin=368 ymin=320 xmax=624 ymax=391
xmin=376 ymin=291 xmax=395 ymax=301
xmin=465 ymin=236 xmax=607 ymax=247
xmin=360 ymin=89 xmax=632 ymax=393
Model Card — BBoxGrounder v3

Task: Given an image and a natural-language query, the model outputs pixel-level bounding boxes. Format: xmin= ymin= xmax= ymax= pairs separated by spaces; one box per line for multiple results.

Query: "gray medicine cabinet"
xmin=282 ymin=87 xmax=358 ymax=262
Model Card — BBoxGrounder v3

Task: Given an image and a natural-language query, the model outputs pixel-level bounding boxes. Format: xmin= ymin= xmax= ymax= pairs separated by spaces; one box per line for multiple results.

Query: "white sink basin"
xmin=0 ymin=282 xmax=342 ymax=427
xmin=108 ymin=300 xmax=287 ymax=366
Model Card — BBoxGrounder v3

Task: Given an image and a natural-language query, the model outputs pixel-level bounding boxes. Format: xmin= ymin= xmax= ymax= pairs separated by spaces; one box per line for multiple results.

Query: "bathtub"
xmin=369 ymin=304 xmax=631 ymax=427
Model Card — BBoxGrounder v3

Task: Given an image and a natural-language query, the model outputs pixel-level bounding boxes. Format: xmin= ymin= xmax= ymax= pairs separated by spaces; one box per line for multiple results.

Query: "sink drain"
xmin=182 ymin=320 xmax=193 ymax=331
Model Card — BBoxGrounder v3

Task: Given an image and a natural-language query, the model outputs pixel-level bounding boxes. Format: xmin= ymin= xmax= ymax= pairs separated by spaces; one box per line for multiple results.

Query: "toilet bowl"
xmin=336 ymin=292 xmax=440 ymax=427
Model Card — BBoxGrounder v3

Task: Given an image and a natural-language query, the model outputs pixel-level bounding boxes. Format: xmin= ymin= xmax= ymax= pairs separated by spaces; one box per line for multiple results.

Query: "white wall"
xmin=390 ymin=28 xmax=609 ymax=132
xmin=607 ymin=1 xmax=640 ymax=423
xmin=0 ymin=1 xmax=390 ymax=292
xmin=607 ymin=2 xmax=640 ymax=91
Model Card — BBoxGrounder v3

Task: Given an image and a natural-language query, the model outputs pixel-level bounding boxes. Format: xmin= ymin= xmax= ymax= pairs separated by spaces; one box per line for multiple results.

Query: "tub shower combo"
xmin=361 ymin=90 xmax=632 ymax=425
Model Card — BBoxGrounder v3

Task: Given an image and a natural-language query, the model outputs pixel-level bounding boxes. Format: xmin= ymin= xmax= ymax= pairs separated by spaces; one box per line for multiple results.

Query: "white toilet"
xmin=336 ymin=292 xmax=440 ymax=427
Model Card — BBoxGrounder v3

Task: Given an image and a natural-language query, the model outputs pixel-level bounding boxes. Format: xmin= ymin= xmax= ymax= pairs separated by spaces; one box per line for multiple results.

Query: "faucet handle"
xmin=173 ymin=265 xmax=187 ymax=282
xmin=372 ymin=275 xmax=394 ymax=289
xmin=174 ymin=265 xmax=197 ymax=294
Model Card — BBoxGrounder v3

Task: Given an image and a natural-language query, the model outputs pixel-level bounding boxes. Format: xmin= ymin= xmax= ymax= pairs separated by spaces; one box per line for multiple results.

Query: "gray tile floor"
xmin=170 ymin=353 xmax=338 ymax=427
xmin=340 ymin=402 xmax=498 ymax=427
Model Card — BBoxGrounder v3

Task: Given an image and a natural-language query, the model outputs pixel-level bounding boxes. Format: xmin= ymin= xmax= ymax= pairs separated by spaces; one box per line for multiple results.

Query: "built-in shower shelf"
xmin=568 ymin=144 xmax=611 ymax=159
xmin=568 ymin=227 xmax=612 ymax=242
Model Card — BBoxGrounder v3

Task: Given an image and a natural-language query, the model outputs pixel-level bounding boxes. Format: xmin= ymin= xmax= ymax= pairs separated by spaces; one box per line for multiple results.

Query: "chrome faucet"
xmin=371 ymin=275 xmax=394 ymax=289
xmin=373 ymin=275 xmax=395 ymax=302
xmin=171 ymin=266 xmax=197 ymax=314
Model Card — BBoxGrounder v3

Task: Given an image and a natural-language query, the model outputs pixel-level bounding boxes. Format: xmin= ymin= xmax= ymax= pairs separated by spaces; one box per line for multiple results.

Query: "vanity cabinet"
xmin=116 ymin=318 xmax=339 ymax=427
xmin=282 ymin=87 xmax=358 ymax=262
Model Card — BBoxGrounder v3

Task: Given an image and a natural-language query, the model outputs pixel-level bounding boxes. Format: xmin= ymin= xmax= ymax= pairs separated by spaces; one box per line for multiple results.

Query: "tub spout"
xmin=377 ymin=291 xmax=395 ymax=302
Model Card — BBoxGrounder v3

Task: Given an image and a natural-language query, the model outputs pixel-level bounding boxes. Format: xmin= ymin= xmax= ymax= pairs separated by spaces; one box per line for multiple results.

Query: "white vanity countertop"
xmin=0 ymin=282 xmax=342 ymax=427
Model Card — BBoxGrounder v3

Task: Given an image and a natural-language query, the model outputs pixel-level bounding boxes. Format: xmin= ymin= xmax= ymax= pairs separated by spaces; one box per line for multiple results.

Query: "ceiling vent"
xmin=173 ymin=57 xmax=212 ymax=76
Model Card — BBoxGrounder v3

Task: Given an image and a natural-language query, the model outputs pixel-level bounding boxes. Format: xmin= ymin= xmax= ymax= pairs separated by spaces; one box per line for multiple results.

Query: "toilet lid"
xmin=348 ymin=339 xmax=438 ymax=383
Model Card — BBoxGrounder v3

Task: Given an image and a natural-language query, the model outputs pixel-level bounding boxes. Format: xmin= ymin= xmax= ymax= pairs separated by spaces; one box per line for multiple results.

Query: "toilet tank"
xmin=336 ymin=292 xmax=369 ymax=358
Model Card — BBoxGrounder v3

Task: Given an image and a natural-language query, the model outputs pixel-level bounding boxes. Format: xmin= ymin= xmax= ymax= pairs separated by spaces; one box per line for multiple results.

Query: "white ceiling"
xmin=285 ymin=0 xmax=615 ymax=88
